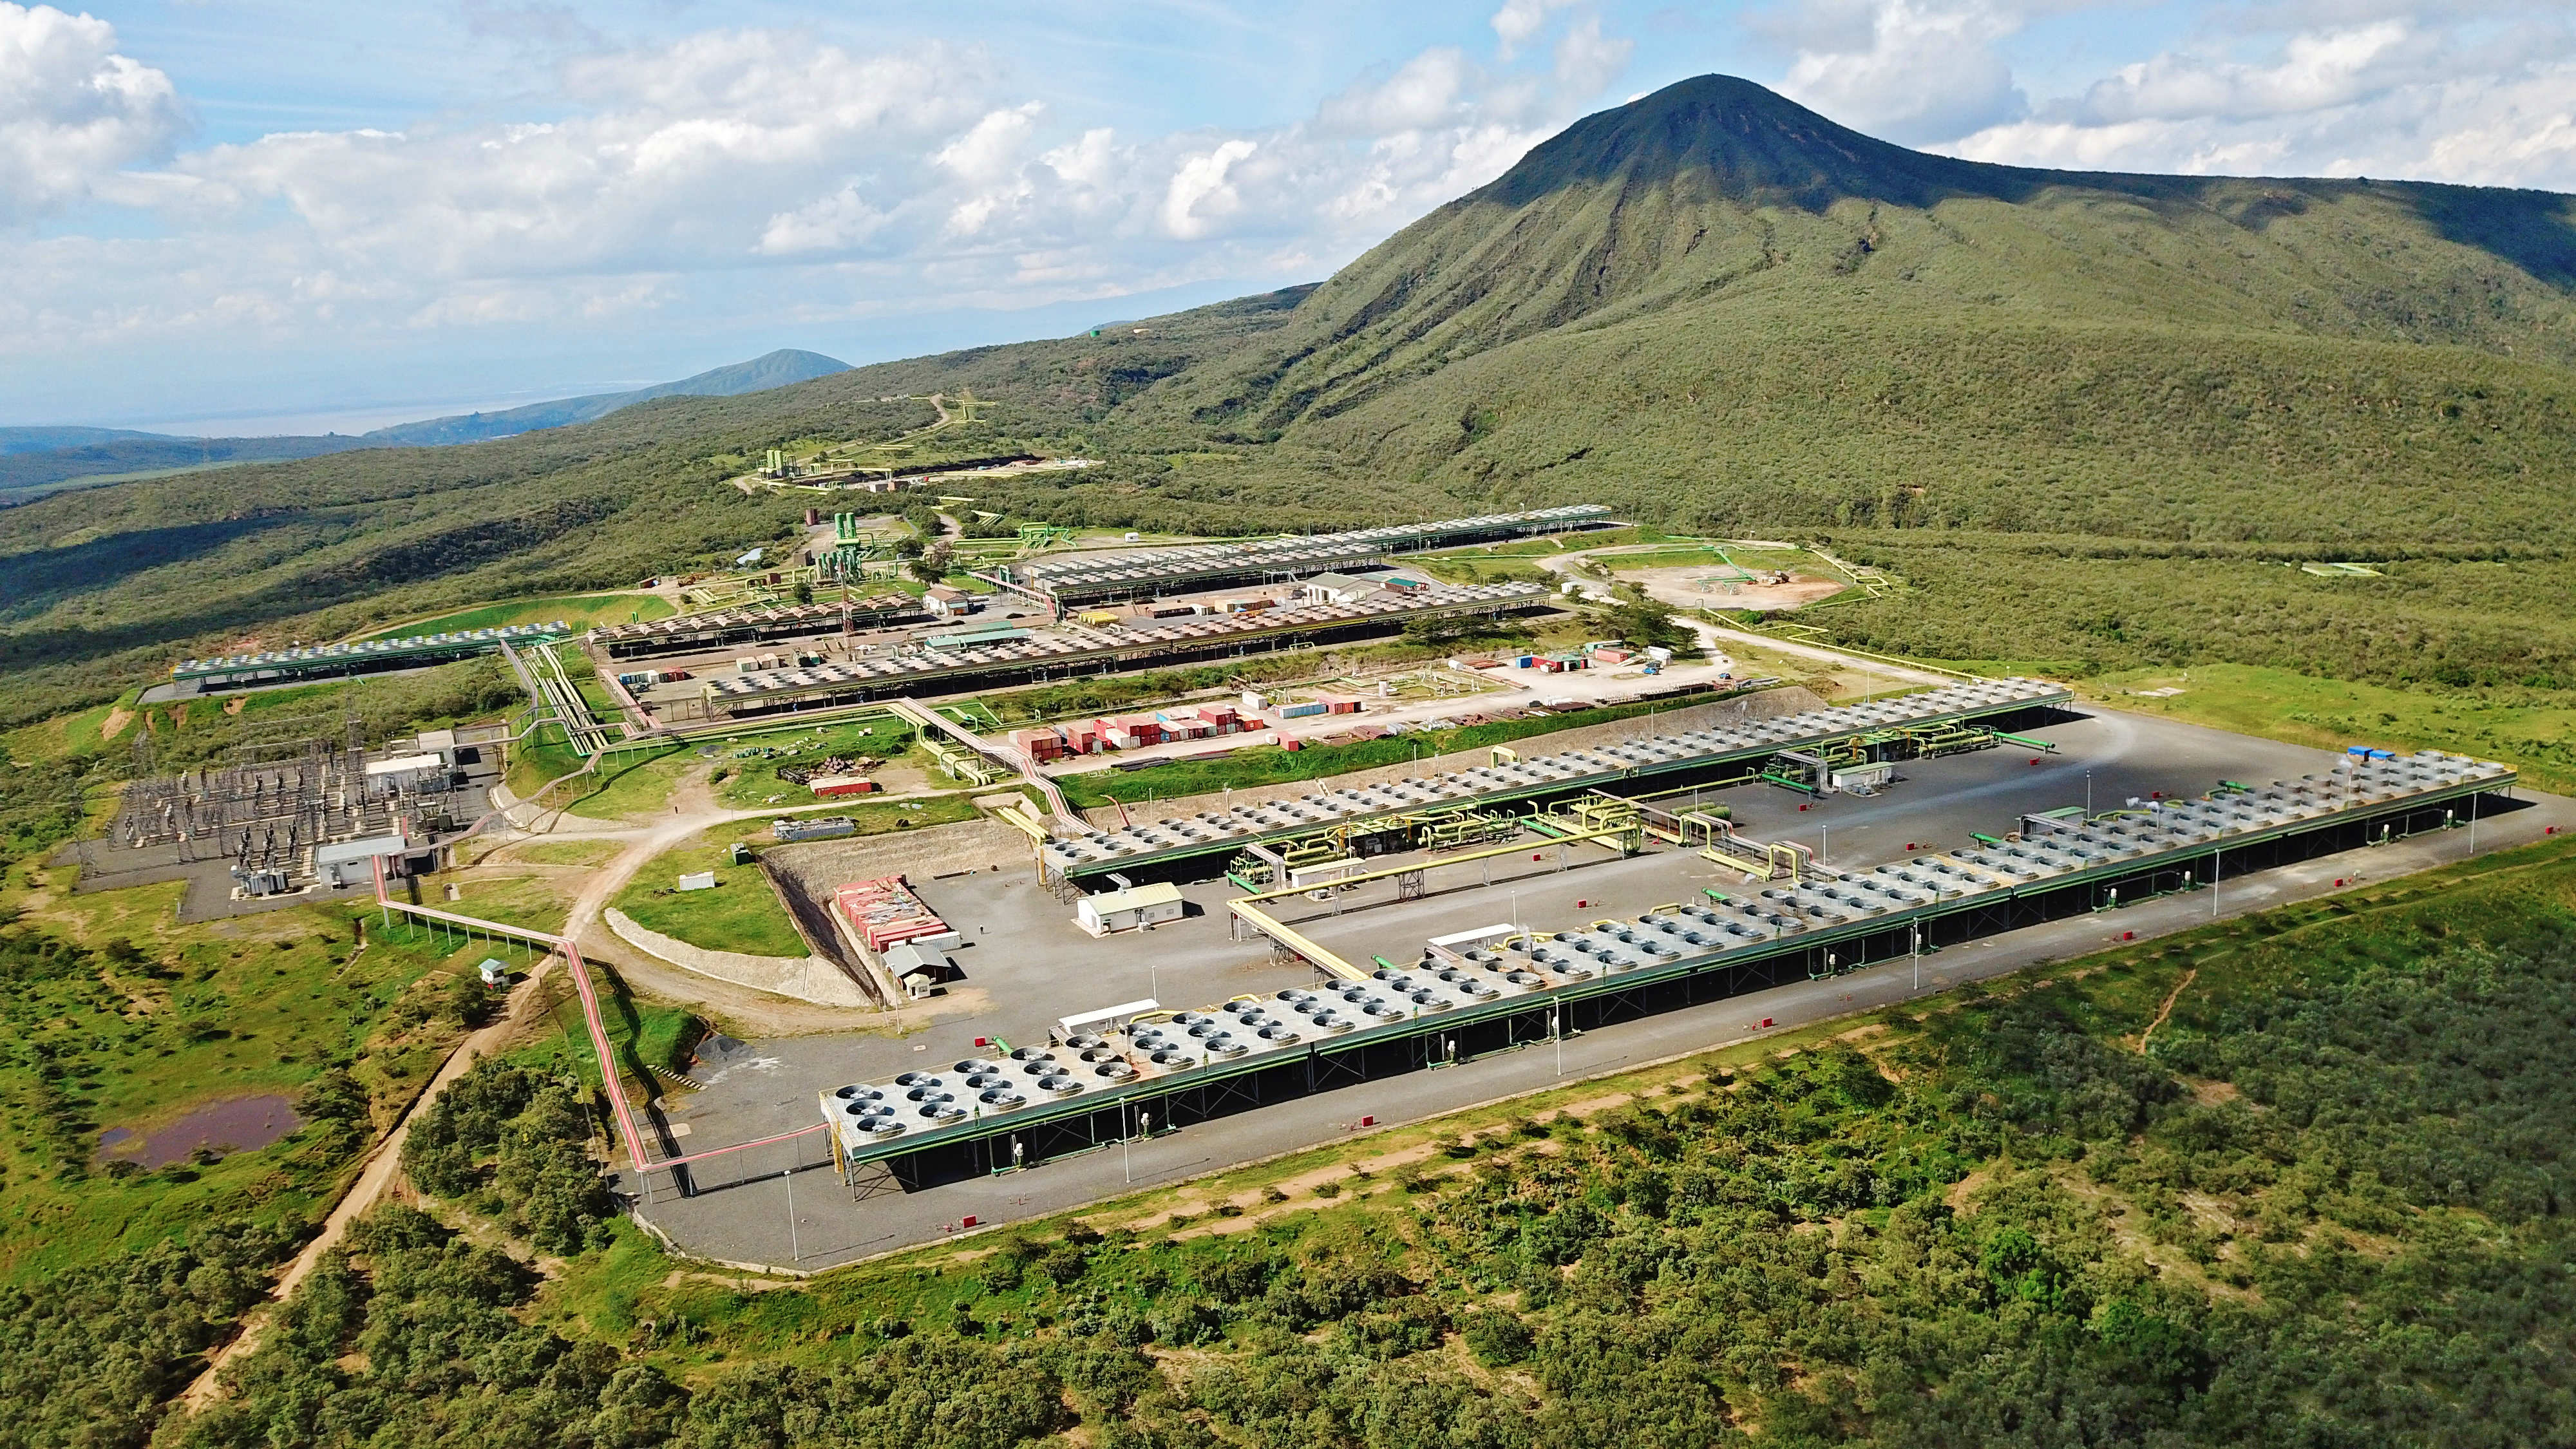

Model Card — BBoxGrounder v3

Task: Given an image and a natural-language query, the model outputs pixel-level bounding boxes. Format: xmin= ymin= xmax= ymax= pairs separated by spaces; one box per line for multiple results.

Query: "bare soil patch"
xmin=1614 ymin=565 xmax=1847 ymax=613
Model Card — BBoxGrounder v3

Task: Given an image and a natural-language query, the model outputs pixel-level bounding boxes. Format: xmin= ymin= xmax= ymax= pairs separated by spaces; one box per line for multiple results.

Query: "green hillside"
xmin=3 ymin=76 xmax=2573 ymax=728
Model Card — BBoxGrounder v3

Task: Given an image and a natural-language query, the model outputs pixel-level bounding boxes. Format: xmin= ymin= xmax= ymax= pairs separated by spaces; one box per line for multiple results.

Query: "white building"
xmin=364 ymin=752 xmax=446 ymax=798
xmin=315 ymin=833 xmax=417 ymax=887
xmin=1297 ymin=572 xmax=1385 ymax=606
xmin=1075 ymin=881 xmax=1186 ymax=936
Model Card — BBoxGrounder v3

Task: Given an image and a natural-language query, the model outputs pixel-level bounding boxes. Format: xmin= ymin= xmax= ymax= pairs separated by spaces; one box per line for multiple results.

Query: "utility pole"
xmin=2085 ymin=770 xmax=2093 ymax=817
xmin=1551 ymin=1007 xmax=1562 ymax=1076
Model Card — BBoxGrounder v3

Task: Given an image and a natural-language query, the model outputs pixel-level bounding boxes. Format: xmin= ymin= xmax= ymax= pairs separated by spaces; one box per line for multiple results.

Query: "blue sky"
xmin=5 ymin=0 xmax=2573 ymax=433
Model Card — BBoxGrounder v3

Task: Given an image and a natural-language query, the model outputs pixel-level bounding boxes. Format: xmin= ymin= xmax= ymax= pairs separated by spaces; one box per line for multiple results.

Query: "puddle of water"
xmin=99 ymin=1094 xmax=303 ymax=1168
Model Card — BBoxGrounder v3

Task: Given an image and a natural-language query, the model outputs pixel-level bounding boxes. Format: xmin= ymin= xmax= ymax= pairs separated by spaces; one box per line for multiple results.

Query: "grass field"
xmin=509 ymin=962 xmax=703 ymax=1091
xmin=506 ymin=732 xmax=692 ymax=819
xmin=736 ymin=793 xmax=984 ymax=838
xmin=488 ymin=838 xmax=625 ymax=867
xmin=359 ymin=592 xmax=674 ymax=641
xmin=609 ymin=831 xmax=808 ymax=958
xmin=0 ymin=872 xmax=495 ymax=1282
xmin=434 ymin=871 xmax=578 ymax=936
xmin=707 ymin=715 xmax=926 ymax=810
xmin=2080 ymin=662 xmax=2576 ymax=796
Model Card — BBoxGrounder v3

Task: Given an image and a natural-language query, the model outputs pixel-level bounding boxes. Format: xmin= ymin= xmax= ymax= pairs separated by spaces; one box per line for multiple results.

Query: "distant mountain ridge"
xmin=0 ymin=347 xmax=853 ymax=498
xmin=0 ymin=426 xmax=172 ymax=456
xmin=362 ymin=348 xmax=850 ymax=445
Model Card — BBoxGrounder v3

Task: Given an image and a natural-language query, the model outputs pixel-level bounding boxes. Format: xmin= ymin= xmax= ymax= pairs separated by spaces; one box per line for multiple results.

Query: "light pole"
xmin=784 ymin=1164 xmax=799 ymax=1266
xmin=1821 ymin=824 xmax=1828 ymax=864
xmin=1911 ymin=921 xmax=1920 ymax=992
xmin=1551 ymin=1007 xmax=1562 ymax=1076
xmin=2086 ymin=770 xmax=2093 ymax=817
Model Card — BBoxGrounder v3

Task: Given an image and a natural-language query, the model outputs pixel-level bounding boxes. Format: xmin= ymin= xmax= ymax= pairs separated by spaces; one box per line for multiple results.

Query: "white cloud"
xmin=1944 ymin=17 xmax=2576 ymax=191
xmin=0 ymin=3 xmax=186 ymax=223
xmin=1777 ymin=0 xmax=2027 ymax=145
xmin=755 ymin=184 xmax=886 ymax=255
xmin=2070 ymin=23 xmax=2416 ymax=124
xmin=0 ymin=12 xmax=1637 ymax=388
xmin=1491 ymin=0 xmax=1579 ymax=60
xmin=1160 ymin=138 xmax=1258 ymax=239
xmin=1553 ymin=16 xmax=1632 ymax=95
xmin=936 ymin=102 xmax=1043 ymax=235
xmin=1319 ymin=48 xmax=1471 ymax=136
xmin=1043 ymin=127 xmax=1119 ymax=188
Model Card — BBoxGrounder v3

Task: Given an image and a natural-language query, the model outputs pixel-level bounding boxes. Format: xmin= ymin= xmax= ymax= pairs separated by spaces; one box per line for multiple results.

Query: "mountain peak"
xmin=1473 ymin=73 xmax=2015 ymax=212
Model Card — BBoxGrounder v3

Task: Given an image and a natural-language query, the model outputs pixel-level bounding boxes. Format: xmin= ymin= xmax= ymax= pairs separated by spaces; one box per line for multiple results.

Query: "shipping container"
xmin=810 ymin=775 xmax=878 ymax=797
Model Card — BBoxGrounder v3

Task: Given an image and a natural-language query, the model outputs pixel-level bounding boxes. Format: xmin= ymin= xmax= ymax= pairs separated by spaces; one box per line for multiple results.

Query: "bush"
xmin=1461 ymin=1307 xmax=1535 ymax=1365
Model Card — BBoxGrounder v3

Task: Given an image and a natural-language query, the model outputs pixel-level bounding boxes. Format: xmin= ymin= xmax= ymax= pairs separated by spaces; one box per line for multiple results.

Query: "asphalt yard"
xmin=627 ymin=705 xmax=2557 ymax=1271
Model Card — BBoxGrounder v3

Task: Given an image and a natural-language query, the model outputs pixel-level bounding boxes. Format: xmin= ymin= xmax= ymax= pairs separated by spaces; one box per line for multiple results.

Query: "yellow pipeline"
xmin=1226 ymin=821 xmax=1645 ymax=981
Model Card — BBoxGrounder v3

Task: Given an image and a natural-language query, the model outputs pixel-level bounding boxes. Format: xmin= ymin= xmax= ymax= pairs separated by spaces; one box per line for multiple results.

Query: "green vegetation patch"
xmin=0 ymin=886 xmax=507 ymax=1282
xmin=610 ymin=831 xmax=808 ymax=959
xmin=2084 ymin=661 xmax=2576 ymax=797
xmin=360 ymin=592 xmax=673 ymax=641
xmin=506 ymin=730 xmax=692 ymax=820
xmin=497 ymin=838 xmax=625 ymax=868
xmin=1808 ymin=535 xmax=2576 ymax=791
xmin=518 ymin=960 xmax=700 ymax=1095
xmin=740 ymin=793 xmax=983 ymax=838
xmin=706 ymin=714 xmax=927 ymax=810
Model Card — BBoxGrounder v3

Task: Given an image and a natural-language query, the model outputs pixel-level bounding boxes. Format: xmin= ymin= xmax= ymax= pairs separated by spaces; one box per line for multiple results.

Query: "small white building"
xmin=1298 ymin=571 xmax=1385 ymax=606
xmin=316 ymin=833 xmax=416 ymax=887
xmin=364 ymin=752 xmax=446 ymax=798
xmin=1075 ymin=881 xmax=1186 ymax=936
xmin=1830 ymin=762 xmax=1895 ymax=795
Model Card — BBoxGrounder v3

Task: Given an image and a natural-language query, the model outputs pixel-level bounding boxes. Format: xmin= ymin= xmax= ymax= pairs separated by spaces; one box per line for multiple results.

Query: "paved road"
xmin=627 ymin=773 xmax=2575 ymax=1275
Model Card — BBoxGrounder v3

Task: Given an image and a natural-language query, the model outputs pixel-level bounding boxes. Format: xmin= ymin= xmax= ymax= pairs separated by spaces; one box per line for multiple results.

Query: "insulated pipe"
xmin=369 ymin=856 xmax=809 ymax=1182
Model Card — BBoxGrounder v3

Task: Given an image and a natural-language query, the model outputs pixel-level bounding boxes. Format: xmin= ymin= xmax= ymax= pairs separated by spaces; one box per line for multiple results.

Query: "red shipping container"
xmin=810 ymin=776 xmax=877 ymax=797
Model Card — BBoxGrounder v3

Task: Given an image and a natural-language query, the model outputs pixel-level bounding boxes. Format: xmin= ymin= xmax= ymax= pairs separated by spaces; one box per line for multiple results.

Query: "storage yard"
xmin=641 ymin=692 xmax=2525 ymax=1226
